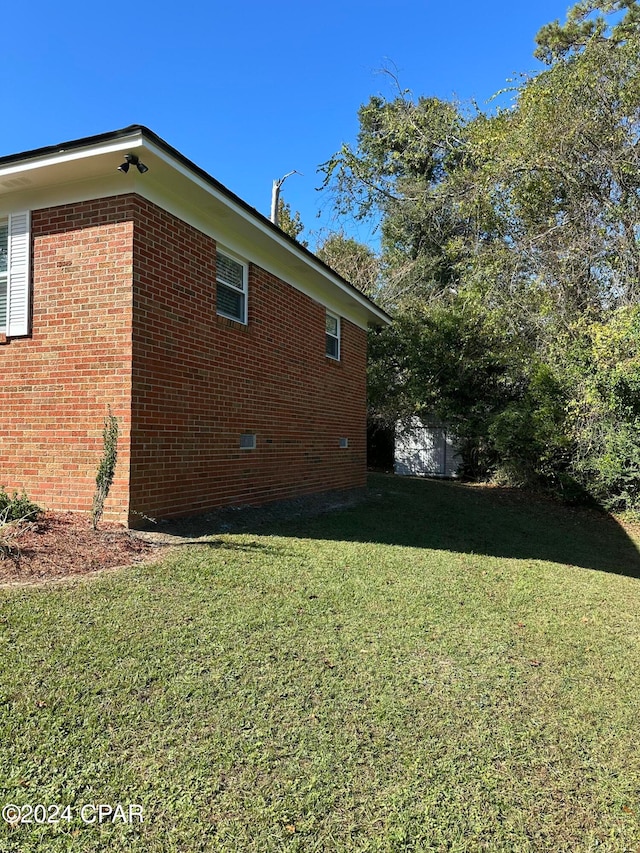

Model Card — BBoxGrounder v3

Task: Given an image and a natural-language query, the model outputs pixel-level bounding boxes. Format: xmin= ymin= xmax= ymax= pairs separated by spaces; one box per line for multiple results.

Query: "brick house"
xmin=0 ymin=126 xmax=389 ymax=525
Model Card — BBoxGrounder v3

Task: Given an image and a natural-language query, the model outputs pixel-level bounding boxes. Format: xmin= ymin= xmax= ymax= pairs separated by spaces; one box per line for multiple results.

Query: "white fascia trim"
xmin=0 ymin=128 xmax=390 ymax=328
xmin=0 ymin=133 xmax=145 ymax=180
xmin=141 ymin=137 xmax=390 ymax=327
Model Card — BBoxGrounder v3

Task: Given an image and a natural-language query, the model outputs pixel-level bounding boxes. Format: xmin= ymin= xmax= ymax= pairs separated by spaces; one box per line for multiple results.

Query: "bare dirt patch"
xmin=0 ymin=512 xmax=161 ymax=586
xmin=133 ymin=487 xmax=368 ymax=545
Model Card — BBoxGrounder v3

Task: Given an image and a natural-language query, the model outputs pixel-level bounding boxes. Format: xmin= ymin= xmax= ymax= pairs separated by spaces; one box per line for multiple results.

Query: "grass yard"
xmin=1 ymin=473 xmax=640 ymax=851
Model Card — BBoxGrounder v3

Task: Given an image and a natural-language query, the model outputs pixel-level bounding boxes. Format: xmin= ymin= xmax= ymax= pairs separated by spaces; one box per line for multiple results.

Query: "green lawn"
xmin=1 ymin=474 xmax=640 ymax=852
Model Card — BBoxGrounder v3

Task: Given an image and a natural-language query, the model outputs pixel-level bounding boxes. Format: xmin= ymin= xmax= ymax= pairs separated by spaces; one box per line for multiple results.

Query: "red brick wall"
xmin=129 ymin=197 xmax=367 ymax=520
xmin=0 ymin=198 xmax=134 ymax=522
xmin=0 ymin=194 xmax=368 ymax=525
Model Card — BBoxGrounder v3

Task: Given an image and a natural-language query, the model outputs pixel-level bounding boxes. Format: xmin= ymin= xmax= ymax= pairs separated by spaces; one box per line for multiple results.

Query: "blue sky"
xmin=6 ymin=0 xmax=572 ymax=247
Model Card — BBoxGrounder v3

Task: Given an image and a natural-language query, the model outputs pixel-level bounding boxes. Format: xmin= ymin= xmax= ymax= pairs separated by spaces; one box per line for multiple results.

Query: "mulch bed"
xmin=0 ymin=512 xmax=161 ymax=586
xmin=0 ymin=488 xmax=369 ymax=586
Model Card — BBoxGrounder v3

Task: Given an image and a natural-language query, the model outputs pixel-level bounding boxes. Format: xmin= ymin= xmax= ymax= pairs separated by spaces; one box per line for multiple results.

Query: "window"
xmin=216 ymin=249 xmax=247 ymax=323
xmin=0 ymin=211 xmax=30 ymax=337
xmin=325 ymin=311 xmax=340 ymax=360
xmin=239 ymin=433 xmax=256 ymax=449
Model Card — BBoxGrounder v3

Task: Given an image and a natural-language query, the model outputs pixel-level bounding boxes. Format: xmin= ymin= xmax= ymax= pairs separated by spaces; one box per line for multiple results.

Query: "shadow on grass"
xmin=143 ymin=474 xmax=640 ymax=579
xmin=243 ymin=474 xmax=639 ymax=579
xmin=300 ymin=473 xmax=640 ymax=578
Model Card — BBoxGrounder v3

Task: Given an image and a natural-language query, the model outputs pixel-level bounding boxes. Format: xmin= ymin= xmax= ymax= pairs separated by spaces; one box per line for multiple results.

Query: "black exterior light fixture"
xmin=117 ymin=153 xmax=149 ymax=174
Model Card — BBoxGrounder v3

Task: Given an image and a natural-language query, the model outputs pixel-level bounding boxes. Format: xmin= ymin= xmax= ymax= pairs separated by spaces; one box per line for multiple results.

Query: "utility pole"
xmin=270 ymin=170 xmax=302 ymax=227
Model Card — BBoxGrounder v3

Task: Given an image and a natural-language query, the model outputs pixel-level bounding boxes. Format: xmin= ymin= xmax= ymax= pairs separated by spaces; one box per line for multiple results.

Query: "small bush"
xmin=92 ymin=407 xmax=119 ymax=530
xmin=0 ymin=506 xmax=39 ymax=562
xmin=0 ymin=487 xmax=41 ymax=522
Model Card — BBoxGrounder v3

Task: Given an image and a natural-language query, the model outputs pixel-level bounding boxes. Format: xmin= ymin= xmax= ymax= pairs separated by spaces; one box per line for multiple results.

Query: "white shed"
xmin=394 ymin=417 xmax=462 ymax=478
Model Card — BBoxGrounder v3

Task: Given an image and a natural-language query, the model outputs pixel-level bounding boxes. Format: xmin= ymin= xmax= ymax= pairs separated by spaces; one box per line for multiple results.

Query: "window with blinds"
xmin=216 ymin=249 xmax=247 ymax=324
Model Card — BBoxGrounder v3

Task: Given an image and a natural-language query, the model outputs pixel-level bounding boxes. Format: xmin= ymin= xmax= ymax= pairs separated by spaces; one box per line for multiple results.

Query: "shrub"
xmin=92 ymin=407 xmax=119 ymax=530
xmin=0 ymin=510 xmax=35 ymax=561
xmin=562 ymin=308 xmax=640 ymax=513
xmin=0 ymin=491 xmax=40 ymax=561
xmin=0 ymin=487 xmax=41 ymax=522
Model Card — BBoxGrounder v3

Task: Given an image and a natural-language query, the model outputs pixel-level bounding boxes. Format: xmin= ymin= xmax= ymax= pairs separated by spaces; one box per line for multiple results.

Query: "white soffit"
xmin=0 ymin=128 xmax=391 ymax=329
xmin=0 ymin=135 xmax=144 ymax=189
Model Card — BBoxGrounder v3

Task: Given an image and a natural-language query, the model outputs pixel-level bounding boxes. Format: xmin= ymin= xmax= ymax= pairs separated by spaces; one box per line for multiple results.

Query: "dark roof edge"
xmin=0 ymin=125 xmax=146 ymax=168
xmin=0 ymin=125 xmax=391 ymax=324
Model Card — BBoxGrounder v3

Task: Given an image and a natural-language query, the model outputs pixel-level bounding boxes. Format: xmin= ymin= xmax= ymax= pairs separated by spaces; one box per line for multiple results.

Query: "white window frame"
xmin=325 ymin=310 xmax=340 ymax=360
xmin=216 ymin=248 xmax=248 ymax=324
xmin=0 ymin=211 xmax=31 ymax=338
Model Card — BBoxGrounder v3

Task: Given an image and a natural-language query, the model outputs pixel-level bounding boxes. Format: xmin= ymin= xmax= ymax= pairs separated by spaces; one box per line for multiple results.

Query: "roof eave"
xmin=0 ymin=125 xmax=392 ymax=327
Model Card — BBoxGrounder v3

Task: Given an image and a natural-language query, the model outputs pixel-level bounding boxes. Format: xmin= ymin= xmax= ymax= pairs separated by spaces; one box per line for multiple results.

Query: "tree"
xmin=320 ymin=91 xmax=471 ymax=308
xmin=276 ymin=198 xmax=307 ymax=246
xmin=321 ymin=1 xmax=640 ymax=509
xmin=367 ymin=296 xmax=531 ymax=477
xmin=472 ymin=22 xmax=640 ymax=320
xmin=554 ymin=306 xmax=640 ymax=510
xmin=534 ymin=0 xmax=640 ymax=64
xmin=316 ymin=231 xmax=380 ymax=298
